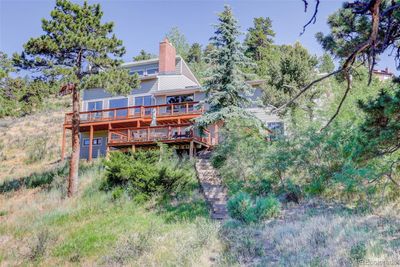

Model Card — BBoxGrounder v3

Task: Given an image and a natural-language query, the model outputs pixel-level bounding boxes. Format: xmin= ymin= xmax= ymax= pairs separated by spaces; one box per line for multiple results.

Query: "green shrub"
xmin=227 ymin=192 xmax=281 ymax=224
xmin=102 ymin=148 xmax=197 ymax=200
xmin=349 ymin=241 xmax=367 ymax=262
xmin=254 ymin=196 xmax=281 ymax=220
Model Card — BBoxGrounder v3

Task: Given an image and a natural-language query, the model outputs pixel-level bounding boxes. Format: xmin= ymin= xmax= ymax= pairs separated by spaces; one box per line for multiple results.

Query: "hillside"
xmin=0 ymin=97 xmax=71 ymax=182
xmin=0 ymin=102 xmax=399 ymax=265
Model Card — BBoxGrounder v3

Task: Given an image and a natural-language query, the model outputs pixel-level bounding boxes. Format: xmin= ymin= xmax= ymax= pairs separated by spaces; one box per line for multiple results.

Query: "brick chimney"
xmin=159 ymin=38 xmax=176 ymax=74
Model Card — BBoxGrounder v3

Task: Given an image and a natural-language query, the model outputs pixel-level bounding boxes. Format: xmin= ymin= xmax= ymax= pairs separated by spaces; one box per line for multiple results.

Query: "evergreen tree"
xmin=318 ymin=52 xmax=335 ymax=73
xmin=196 ymin=5 xmax=255 ymax=127
xmin=187 ymin=43 xmax=202 ymax=63
xmin=133 ymin=49 xmax=155 ymax=61
xmin=258 ymin=42 xmax=319 ymax=121
xmin=14 ymin=0 xmax=140 ymax=197
xmin=244 ymin=17 xmax=275 ymax=61
xmin=165 ymin=27 xmax=190 ymax=60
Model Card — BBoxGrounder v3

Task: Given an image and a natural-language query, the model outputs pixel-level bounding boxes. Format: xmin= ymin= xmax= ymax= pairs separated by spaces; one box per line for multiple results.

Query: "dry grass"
xmin=0 ymin=97 xmax=71 ymax=182
xmin=219 ymin=199 xmax=400 ymax=266
xmin=0 ymin=164 xmax=222 ymax=266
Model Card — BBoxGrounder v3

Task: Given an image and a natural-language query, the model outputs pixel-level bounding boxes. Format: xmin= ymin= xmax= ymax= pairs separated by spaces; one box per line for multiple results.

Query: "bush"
xmin=227 ymin=192 xmax=281 ymax=224
xmin=102 ymin=148 xmax=197 ymax=200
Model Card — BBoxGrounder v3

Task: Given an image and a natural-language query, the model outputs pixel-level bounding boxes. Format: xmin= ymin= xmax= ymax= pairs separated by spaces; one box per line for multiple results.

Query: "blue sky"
xmin=0 ymin=0 xmax=397 ymax=73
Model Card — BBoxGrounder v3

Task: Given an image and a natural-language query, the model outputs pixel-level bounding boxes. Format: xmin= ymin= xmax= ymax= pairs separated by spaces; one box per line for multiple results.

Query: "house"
xmin=373 ymin=68 xmax=394 ymax=82
xmin=61 ymin=38 xmax=283 ymax=161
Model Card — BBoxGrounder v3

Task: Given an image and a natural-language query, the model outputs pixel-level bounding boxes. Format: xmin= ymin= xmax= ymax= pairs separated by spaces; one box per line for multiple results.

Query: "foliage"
xmin=259 ymin=42 xmax=319 ymax=119
xmin=14 ymin=0 xmax=139 ymax=95
xmin=244 ymin=17 xmax=275 ymax=61
xmin=318 ymin=52 xmax=335 ymax=73
xmin=187 ymin=43 xmax=202 ymax=63
xmin=0 ymin=52 xmax=57 ymax=118
xmin=133 ymin=49 xmax=155 ymax=61
xmin=227 ymin=192 xmax=281 ymax=224
xmin=196 ymin=5 xmax=256 ymax=128
xmin=102 ymin=148 xmax=197 ymax=200
xmin=165 ymin=26 xmax=190 ymax=60
xmin=357 ymin=85 xmax=400 ymax=159
xmin=25 ymin=136 xmax=48 ymax=164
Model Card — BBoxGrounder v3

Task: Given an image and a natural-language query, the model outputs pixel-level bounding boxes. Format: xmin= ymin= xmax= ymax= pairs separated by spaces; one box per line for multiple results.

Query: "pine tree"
xmin=133 ymin=49 xmax=155 ymax=61
xmin=244 ymin=17 xmax=275 ymax=61
xmin=187 ymin=43 xmax=202 ymax=63
xmin=196 ymin=5 xmax=255 ymax=127
xmin=318 ymin=52 xmax=335 ymax=73
xmin=14 ymin=0 xmax=140 ymax=197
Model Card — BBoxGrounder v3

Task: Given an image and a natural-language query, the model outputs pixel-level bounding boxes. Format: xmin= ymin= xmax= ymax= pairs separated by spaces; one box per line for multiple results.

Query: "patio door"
xmin=109 ymin=98 xmax=128 ymax=118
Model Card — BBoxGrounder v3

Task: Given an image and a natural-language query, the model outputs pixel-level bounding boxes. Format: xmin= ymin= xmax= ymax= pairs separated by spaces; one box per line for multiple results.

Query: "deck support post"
xmin=106 ymin=123 xmax=111 ymax=156
xmin=131 ymin=144 xmax=136 ymax=153
xmin=61 ymin=127 xmax=66 ymax=161
xmin=189 ymin=141 xmax=194 ymax=159
xmin=88 ymin=125 xmax=93 ymax=162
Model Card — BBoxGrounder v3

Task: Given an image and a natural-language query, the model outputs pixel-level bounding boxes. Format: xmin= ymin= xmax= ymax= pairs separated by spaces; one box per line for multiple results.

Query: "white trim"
xmin=86 ymin=99 xmax=104 ymax=112
xmin=82 ymin=137 xmax=103 ymax=147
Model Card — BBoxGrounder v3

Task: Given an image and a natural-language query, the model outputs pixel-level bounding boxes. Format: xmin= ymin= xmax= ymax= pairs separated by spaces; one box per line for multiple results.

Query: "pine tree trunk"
xmin=67 ymin=84 xmax=80 ymax=197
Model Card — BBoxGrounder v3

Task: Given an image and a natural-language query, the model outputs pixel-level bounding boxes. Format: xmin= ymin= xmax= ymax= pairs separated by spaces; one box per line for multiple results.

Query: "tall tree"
xmin=165 ymin=27 xmax=190 ymax=60
xmin=259 ymin=42 xmax=319 ymax=121
xmin=244 ymin=17 xmax=275 ymax=61
xmin=187 ymin=43 xmax=202 ymax=63
xmin=14 ymin=0 xmax=139 ymax=197
xmin=133 ymin=49 xmax=155 ymax=61
xmin=196 ymin=5 xmax=254 ymax=127
xmin=318 ymin=52 xmax=335 ymax=73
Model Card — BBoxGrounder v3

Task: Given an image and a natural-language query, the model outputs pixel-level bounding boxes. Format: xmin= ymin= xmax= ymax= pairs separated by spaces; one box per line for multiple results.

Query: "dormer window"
xmin=146 ymin=68 xmax=158 ymax=75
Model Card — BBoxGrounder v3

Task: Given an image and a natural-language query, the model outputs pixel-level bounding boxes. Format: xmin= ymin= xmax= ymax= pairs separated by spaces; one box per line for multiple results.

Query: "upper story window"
xmin=87 ymin=101 xmax=102 ymax=111
xmin=135 ymin=95 xmax=152 ymax=106
xmin=146 ymin=68 xmax=158 ymax=75
xmin=166 ymin=94 xmax=194 ymax=104
xmin=130 ymin=69 xmax=144 ymax=76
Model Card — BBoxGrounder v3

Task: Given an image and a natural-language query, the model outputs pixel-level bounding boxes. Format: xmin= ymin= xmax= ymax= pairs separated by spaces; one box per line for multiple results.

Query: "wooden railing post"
xmin=127 ymin=129 xmax=131 ymax=142
xmin=141 ymin=106 xmax=144 ymax=118
xmin=186 ymin=103 xmax=189 ymax=114
xmin=113 ymin=110 xmax=116 ymax=120
xmin=168 ymin=126 xmax=171 ymax=138
xmin=88 ymin=125 xmax=93 ymax=162
xmin=147 ymin=127 xmax=150 ymax=141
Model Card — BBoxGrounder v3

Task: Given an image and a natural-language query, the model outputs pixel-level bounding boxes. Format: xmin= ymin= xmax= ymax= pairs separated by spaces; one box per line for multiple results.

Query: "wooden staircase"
xmin=195 ymin=151 xmax=228 ymax=220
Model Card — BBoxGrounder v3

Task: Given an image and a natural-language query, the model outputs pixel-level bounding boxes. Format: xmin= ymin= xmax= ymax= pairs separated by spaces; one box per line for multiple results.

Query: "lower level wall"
xmin=79 ymin=131 xmax=108 ymax=160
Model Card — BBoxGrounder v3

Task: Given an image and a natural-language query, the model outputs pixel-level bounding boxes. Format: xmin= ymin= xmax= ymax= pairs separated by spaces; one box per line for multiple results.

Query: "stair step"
xmin=195 ymin=155 xmax=228 ymax=221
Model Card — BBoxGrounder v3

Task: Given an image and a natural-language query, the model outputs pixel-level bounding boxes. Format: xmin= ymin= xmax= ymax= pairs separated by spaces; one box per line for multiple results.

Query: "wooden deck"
xmin=61 ymin=102 xmax=219 ymax=161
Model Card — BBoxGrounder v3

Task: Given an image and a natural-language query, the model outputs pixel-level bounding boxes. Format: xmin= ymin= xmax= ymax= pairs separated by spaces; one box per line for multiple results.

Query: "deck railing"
xmin=64 ymin=102 xmax=203 ymax=124
xmin=108 ymin=123 xmax=214 ymax=146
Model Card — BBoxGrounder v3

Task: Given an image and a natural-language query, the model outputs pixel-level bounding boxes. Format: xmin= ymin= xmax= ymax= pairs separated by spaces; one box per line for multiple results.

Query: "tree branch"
xmin=300 ymin=0 xmax=320 ymax=35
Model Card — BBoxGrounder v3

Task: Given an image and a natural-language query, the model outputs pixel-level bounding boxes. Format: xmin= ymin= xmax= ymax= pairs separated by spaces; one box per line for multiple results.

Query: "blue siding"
xmin=79 ymin=132 xmax=108 ymax=160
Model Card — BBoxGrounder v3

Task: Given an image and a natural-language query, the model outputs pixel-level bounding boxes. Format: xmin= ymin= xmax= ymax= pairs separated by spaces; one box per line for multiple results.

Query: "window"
xmin=267 ymin=122 xmax=284 ymax=140
xmin=83 ymin=137 xmax=102 ymax=147
xmin=166 ymin=94 xmax=194 ymax=113
xmin=87 ymin=101 xmax=103 ymax=118
xmin=130 ymin=69 xmax=144 ymax=76
xmin=109 ymin=98 xmax=128 ymax=117
xmin=135 ymin=95 xmax=152 ymax=115
xmin=146 ymin=68 xmax=158 ymax=75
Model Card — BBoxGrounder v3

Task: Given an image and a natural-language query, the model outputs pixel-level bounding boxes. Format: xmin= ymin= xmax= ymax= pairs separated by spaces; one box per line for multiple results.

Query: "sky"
xmin=0 ymin=0 xmax=397 ymax=73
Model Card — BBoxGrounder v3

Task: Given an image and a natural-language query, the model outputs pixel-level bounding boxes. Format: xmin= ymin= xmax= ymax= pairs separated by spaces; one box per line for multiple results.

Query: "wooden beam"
xmin=61 ymin=127 xmax=66 ymax=161
xmin=189 ymin=140 xmax=194 ymax=159
xmin=88 ymin=125 xmax=93 ymax=162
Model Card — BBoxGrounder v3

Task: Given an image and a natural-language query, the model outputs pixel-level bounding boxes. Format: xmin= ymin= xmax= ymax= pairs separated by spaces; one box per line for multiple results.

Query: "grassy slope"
xmin=0 ymin=97 xmax=71 ymax=182
xmin=1 ymin=97 xmax=400 ymax=266
xmin=0 ymin=164 xmax=221 ymax=266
